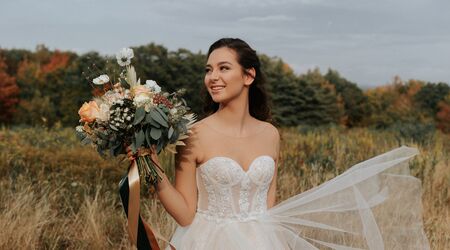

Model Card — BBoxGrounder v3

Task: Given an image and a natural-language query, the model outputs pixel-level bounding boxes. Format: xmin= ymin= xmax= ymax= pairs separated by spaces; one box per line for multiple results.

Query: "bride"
xmin=130 ymin=38 xmax=430 ymax=249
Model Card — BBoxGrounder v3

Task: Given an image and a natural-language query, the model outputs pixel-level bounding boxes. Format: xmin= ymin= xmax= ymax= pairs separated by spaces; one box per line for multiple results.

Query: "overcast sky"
xmin=1 ymin=0 xmax=449 ymax=88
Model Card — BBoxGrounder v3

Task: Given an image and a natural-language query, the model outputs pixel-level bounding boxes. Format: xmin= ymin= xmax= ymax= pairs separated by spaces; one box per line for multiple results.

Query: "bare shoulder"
xmin=262 ymin=121 xmax=280 ymax=141
xmin=179 ymin=118 xmax=207 ymax=149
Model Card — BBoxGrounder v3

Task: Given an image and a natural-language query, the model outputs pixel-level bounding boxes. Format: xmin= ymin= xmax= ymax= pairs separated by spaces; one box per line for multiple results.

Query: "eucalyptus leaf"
xmin=145 ymin=113 xmax=161 ymax=128
xmin=170 ymin=129 xmax=179 ymax=143
xmin=131 ymin=139 xmax=137 ymax=154
xmin=145 ymin=127 xmax=153 ymax=146
xmin=161 ymin=106 xmax=169 ymax=113
xmin=157 ymin=140 xmax=163 ymax=153
xmin=150 ymin=128 xmax=162 ymax=140
xmin=150 ymin=109 xmax=169 ymax=127
xmin=168 ymin=126 xmax=174 ymax=139
xmin=135 ymin=129 xmax=145 ymax=148
xmin=155 ymin=106 xmax=168 ymax=120
xmin=133 ymin=107 xmax=146 ymax=125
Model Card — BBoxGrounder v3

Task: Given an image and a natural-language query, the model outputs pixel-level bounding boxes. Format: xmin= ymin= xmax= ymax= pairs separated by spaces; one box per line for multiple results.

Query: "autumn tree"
xmin=436 ymin=94 xmax=450 ymax=133
xmin=0 ymin=57 xmax=19 ymax=123
xmin=363 ymin=77 xmax=432 ymax=128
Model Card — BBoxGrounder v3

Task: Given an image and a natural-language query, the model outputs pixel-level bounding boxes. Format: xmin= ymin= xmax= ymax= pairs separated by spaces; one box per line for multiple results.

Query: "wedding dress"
xmin=166 ymin=125 xmax=430 ymax=249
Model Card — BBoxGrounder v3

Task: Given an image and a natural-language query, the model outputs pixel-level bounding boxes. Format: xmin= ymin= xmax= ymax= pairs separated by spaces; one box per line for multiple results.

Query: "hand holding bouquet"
xmin=75 ymin=47 xmax=195 ymax=249
xmin=76 ymin=47 xmax=196 ymax=188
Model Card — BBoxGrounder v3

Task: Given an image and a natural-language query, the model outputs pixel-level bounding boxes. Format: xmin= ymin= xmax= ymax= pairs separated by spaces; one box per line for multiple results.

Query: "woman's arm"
xmin=156 ymin=140 xmax=198 ymax=226
xmin=153 ymin=124 xmax=200 ymax=227
xmin=267 ymin=125 xmax=280 ymax=209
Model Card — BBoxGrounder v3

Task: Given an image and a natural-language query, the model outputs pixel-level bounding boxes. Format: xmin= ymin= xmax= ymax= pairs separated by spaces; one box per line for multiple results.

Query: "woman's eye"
xmin=220 ymin=66 xmax=229 ymax=71
xmin=205 ymin=68 xmax=211 ymax=73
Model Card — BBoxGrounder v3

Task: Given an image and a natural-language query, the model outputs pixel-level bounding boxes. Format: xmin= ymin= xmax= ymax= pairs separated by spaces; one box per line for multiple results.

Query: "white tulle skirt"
xmin=167 ymin=146 xmax=430 ymax=249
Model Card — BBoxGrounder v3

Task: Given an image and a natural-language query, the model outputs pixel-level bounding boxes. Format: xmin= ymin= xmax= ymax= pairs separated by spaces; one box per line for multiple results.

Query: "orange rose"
xmin=78 ymin=101 xmax=101 ymax=123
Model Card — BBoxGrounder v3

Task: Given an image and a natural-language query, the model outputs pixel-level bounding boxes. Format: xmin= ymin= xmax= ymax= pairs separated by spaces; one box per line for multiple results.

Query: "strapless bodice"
xmin=195 ymin=155 xmax=275 ymax=222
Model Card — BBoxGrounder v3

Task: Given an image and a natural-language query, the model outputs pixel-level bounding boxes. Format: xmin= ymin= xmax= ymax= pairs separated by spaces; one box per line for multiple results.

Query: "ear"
xmin=244 ymin=68 xmax=256 ymax=86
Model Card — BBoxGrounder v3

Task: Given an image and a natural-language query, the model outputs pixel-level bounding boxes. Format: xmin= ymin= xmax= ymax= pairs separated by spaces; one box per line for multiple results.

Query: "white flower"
xmin=169 ymin=108 xmax=178 ymax=115
xmin=116 ymin=48 xmax=134 ymax=66
xmin=145 ymin=80 xmax=161 ymax=93
xmin=98 ymin=103 xmax=110 ymax=121
xmin=134 ymin=94 xmax=151 ymax=107
xmin=93 ymin=74 xmax=110 ymax=85
xmin=75 ymin=125 xmax=84 ymax=133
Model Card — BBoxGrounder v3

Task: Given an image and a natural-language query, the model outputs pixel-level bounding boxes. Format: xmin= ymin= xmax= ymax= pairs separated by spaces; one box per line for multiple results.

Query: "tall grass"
xmin=0 ymin=126 xmax=448 ymax=249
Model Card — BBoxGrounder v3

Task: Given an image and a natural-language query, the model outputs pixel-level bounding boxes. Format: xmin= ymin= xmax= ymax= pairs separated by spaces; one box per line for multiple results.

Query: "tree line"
xmin=0 ymin=43 xmax=449 ymax=133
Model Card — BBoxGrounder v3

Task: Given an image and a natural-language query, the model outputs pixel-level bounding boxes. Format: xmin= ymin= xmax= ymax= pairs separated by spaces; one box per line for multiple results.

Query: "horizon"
xmin=1 ymin=0 xmax=449 ymax=89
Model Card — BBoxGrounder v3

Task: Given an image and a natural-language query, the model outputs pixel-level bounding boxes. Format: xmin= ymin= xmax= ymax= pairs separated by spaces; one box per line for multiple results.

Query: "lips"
xmin=210 ymin=85 xmax=225 ymax=91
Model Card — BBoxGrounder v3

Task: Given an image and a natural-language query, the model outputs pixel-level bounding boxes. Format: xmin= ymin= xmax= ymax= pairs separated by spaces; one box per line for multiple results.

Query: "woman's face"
xmin=204 ymin=47 xmax=254 ymax=104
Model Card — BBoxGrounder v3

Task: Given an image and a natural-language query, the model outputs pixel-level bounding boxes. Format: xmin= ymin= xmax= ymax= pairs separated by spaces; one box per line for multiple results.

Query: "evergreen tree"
xmin=415 ymin=82 xmax=450 ymax=113
xmin=324 ymin=69 xmax=369 ymax=127
xmin=296 ymin=68 xmax=343 ymax=125
xmin=260 ymin=55 xmax=299 ymax=126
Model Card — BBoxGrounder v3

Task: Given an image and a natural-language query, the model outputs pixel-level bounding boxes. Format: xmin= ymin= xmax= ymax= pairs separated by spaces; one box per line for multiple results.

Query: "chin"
xmin=210 ymin=96 xmax=223 ymax=104
xmin=209 ymin=92 xmax=223 ymax=102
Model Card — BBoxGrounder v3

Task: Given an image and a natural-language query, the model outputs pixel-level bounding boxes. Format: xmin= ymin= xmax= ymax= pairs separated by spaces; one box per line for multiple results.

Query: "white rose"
xmin=93 ymin=74 xmax=110 ymax=85
xmin=145 ymin=80 xmax=161 ymax=93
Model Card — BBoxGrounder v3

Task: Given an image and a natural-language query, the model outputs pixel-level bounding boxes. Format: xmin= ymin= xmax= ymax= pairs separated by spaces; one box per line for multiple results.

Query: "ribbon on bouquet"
xmin=119 ymin=156 xmax=176 ymax=250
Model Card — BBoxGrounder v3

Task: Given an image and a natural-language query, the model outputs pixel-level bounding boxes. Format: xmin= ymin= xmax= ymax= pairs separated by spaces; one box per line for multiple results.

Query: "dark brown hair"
xmin=201 ymin=38 xmax=272 ymax=122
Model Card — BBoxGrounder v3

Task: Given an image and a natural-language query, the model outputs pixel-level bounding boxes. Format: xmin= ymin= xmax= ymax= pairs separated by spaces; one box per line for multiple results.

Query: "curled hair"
xmin=201 ymin=38 xmax=272 ymax=122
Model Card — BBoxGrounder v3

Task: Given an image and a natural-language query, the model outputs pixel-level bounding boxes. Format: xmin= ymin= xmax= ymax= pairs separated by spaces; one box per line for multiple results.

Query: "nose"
xmin=210 ymin=69 xmax=219 ymax=81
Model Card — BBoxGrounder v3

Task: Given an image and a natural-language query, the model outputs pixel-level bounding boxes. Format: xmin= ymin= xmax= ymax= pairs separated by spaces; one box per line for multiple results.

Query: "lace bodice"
xmin=195 ymin=155 xmax=275 ymax=222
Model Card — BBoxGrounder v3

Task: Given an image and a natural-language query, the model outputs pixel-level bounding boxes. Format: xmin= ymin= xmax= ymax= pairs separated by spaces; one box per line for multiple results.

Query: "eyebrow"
xmin=205 ymin=61 xmax=233 ymax=67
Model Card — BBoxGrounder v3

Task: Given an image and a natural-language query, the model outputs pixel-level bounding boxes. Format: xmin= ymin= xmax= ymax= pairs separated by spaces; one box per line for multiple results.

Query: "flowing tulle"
xmin=167 ymin=146 xmax=430 ymax=249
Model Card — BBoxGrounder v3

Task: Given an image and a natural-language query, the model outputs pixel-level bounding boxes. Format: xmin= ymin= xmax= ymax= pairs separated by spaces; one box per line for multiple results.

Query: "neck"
xmin=214 ymin=89 xmax=253 ymax=135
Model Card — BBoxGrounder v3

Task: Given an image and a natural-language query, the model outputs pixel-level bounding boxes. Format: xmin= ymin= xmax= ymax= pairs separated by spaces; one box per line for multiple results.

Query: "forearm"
xmin=156 ymin=174 xmax=196 ymax=226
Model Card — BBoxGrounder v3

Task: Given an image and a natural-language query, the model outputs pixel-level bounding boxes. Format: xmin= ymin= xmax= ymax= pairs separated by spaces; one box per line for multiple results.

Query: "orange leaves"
xmin=436 ymin=95 xmax=450 ymax=133
xmin=0 ymin=57 xmax=19 ymax=122
xmin=16 ymin=51 xmax=71 ymax=84
xmin=41 ymin=51 xmax=70 ymax=74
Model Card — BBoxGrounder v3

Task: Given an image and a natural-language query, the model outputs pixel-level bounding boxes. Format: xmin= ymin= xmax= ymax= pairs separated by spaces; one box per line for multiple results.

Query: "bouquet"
xmin=76 ymin=47 xmax=196 ymax=188
xmin=75 ymin=47 xmax=195 ymax=249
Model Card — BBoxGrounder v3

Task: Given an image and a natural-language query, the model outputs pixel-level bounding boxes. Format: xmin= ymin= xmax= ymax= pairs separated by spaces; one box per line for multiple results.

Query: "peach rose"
xmin=131 ymin=85 xmax=151 ymax=97
xmin=78 ymin=101 xmax=101 ymax=123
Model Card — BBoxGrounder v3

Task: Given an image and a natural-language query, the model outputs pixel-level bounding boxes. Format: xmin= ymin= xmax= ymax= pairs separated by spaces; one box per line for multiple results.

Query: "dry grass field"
xmin=0 ymin=126 xmax=448 ymax=249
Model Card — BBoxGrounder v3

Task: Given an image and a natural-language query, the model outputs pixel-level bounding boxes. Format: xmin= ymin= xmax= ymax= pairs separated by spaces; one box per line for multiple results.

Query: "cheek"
xmin=204 ymin=74 xmax=210 ymax=86
xmin=226 ymin=73 xmax=245 ymax=88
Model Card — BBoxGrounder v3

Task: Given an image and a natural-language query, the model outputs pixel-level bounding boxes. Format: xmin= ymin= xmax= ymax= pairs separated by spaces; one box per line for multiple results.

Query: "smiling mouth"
xmin=210 ymin=86 xmax=225 ymax=91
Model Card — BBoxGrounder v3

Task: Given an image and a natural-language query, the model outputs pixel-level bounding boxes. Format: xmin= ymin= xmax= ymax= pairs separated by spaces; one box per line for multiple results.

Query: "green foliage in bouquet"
xmin=75 ymin=47 xmax=196 ymax=187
